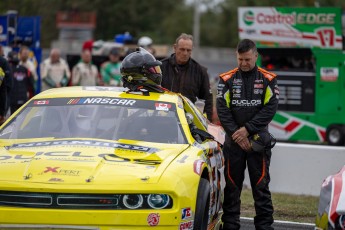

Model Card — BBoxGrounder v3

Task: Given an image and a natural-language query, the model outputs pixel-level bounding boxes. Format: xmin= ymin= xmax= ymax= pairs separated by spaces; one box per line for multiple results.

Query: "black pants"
xmin=221 ymin=140 xmax=274 ymax=230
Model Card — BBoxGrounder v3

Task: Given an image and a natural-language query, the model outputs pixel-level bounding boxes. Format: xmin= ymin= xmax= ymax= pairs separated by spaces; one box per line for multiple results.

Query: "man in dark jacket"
xmin=0 ymin=54 xmax=12 ymax=125
xmin=216 ymin=39 xmax=279 ymax=230
xmin=161 ymin=33 xmax=213 ymax=121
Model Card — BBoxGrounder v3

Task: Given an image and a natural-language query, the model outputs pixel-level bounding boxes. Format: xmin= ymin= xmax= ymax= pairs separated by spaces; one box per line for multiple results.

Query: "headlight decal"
xmin=147 ymin=194 xmax=170 ymax=209
xmin=122 ymin=194 xmax=144 ymax=209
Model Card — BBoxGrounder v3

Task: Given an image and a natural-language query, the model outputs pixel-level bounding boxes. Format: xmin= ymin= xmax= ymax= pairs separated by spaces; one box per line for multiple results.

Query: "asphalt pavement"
xmin=240 ymin=217 xmax=315 ymax=230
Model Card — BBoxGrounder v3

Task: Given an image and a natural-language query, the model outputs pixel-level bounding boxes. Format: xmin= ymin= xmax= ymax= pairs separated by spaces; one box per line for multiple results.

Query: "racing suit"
xmin=216 ymin=65 xmax=279 ymax=230
xmin=0 ymin=56 xmax=12 ymax=124
xmin=9 ymin=64 xmax=34 ymax=114
xmin=161 ymin=54 xmax=213 ymax=121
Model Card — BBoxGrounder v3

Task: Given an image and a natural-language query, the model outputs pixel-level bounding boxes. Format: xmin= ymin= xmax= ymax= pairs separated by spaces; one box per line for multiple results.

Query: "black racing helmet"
xmin=250 ymin=131 xmax=276 ymax=152
xmin=120 ymin=47 xmax=162 ymax=85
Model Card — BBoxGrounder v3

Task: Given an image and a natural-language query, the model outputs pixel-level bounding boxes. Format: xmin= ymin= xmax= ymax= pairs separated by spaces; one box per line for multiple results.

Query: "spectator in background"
xmin=40 ymin=48 xmax=71 ymax=91
xmin=82 ymin=40 xmax=94 ymax=52
xmin=138 ymin=36 xmax=156 ymax=56
xmin=7 ymin=51 xmax=34 ymax=114
xmin=100 ymin=48 xmax=122 ymax=86
xmin=160 ymin=33 xmax=213 ymax=121
xmin=19 ymin=46 xmax=38 ymax=89
xmin=0 ymin=54 xmax=12 ymax=124
xmin=72 ymin=49 xmax=99 ymax=86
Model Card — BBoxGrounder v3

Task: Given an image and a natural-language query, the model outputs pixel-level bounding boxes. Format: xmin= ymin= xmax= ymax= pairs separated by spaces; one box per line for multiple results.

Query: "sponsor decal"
xmin=155 ymin=103 xmax=172 ymax=111
xmin=254 ymin=89 xmax=263 ymax=94
xmin=217 ymin=83 xmax=225 ymax=89
xmin=217 ymin=84 xmax=225 ymax=98
xmin=48 ymin=178 xmax=64 ymax=182
xmin=182 ymin=207 xmax=192 ymax=220
xmin=177 ymin=98 xmax=184 ymax=109
xmin=232 ymin=88 xmax=241 ymax=94
xmin=233 ymin=79 xmax=242 ymax=84
xmin=41 ymin=167 xmax=81 ymax=176
xmin=80 ymin=98 xmax=136 ymax=106
xmin=254 ymin=83 xmax=264 ymax=88
xmin=67 ymin=98 xmax=81 ymax=104
xmin=239 ymin=8 xmax=342 ymax=49
xmin=232 ymin=99 xmax=261 ymax=106
xmin=233 ymin=93 xmax=241 ymax=98
xmin=147 ymin=213 xmax=160 ymax=226
xmin=0 ymin=151 xmax=161 ymax=165
xmin=320 ymin=67 xmax=339 ymax=82
xmin=216 ymin=91 xmax=223 ymax=98
xmin=44 ymin=167 xmax=60 ymax=173
xmin=193 ymin=160 xmax=204 ymax=175
xmin=321 ymin=175 xmax=332 ymax=188
xmin=177 ymin=155 xmax=189 ymax=163
xmin=243 ymin=10 xmax=255 ymax=26
xmin=7 ymin=140 xmax=157 ymax=153
xmin=179 ymin=220 xmax=194 ymax=230
xmin=34 ymin=100 xmax=49 ymax=105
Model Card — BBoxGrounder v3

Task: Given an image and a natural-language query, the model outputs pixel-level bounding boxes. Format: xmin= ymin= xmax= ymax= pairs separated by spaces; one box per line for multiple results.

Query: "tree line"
xmin=0 ymin=0 xmax=343 ymax=48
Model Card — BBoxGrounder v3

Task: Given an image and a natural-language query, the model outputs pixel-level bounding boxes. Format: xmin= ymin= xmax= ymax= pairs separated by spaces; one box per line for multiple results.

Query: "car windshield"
xmin=0 ymin=97 xmax=186 ymax=144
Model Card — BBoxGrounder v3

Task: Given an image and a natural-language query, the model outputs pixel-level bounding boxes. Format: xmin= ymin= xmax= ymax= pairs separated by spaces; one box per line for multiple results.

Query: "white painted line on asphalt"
xmin=276 ymin=142 xmax=345 ymax=150
xmin=240 ymin=217 xmax=315 ymax=226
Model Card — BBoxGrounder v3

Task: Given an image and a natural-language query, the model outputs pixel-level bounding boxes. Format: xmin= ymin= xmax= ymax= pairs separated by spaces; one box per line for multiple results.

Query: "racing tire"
xmin=194 ymin=178 xmax=211 ymax=230
xmin=326 ymin=125 xmax=345 ymax=146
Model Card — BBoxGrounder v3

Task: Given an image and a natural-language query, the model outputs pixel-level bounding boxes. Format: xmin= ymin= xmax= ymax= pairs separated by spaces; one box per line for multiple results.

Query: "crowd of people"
xmin=0 ymin=41 xmax=124 ymax=124
xmin=0 ymin=34 xmax=279 ymax=230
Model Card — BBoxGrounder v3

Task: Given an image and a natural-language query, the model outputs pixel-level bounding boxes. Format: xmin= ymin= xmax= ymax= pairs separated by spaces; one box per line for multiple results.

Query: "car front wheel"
xmin=194 ymin=178 xmax=211 ymax=230
xmin=326 ymin=125 xmax=345 ymax=146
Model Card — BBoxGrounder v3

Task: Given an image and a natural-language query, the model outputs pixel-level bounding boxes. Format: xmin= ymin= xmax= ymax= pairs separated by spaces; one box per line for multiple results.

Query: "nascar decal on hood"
xmin=6 ymin=140 xmax=158 ymax=153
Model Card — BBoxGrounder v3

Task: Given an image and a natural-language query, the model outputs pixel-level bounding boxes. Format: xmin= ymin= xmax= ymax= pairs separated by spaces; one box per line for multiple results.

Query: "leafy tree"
xmin=0 ymin=0 xmax=343 ymax=48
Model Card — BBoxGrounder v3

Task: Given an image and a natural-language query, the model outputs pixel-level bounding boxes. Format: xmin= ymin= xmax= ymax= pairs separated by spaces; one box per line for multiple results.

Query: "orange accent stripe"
xmin=219 ymin=68 xmax=239 ymax=82
xmin=227 ymin=160 xmax=236 ymax=186
xmin=256 ymin=158 xmax=266 ymax=186
xmin=258 ymin=67 xmax=277 ymax=81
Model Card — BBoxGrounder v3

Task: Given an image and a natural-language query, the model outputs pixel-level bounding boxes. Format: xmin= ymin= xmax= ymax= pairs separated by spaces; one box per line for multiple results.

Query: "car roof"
xmin=34 ymin=86 xmax=180 ymax=103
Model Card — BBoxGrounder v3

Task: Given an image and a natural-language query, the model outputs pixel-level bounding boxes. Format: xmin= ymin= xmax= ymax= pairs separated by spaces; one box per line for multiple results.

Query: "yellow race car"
xmin=0 ymin=86 xmax=225 ymax=230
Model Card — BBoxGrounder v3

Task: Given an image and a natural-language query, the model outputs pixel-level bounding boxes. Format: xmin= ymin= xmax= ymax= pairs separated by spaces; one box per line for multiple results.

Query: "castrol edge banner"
xmin=238 ymin=7 xmax=343 ymax=49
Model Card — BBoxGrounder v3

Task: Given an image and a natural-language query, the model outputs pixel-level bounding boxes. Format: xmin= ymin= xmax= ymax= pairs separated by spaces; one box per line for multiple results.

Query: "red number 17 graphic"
xmin=316 ymin=28 xmax=335 ymax=47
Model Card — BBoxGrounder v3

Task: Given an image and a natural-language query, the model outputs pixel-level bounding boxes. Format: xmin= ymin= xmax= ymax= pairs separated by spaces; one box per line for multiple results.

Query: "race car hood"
xmin=0 ymin=139 xmax=190 ymax=187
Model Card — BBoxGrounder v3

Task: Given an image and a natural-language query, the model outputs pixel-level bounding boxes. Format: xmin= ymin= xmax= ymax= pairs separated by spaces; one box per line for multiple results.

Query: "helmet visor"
xmin=148 ymin=66 xmax=162 ymax=74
